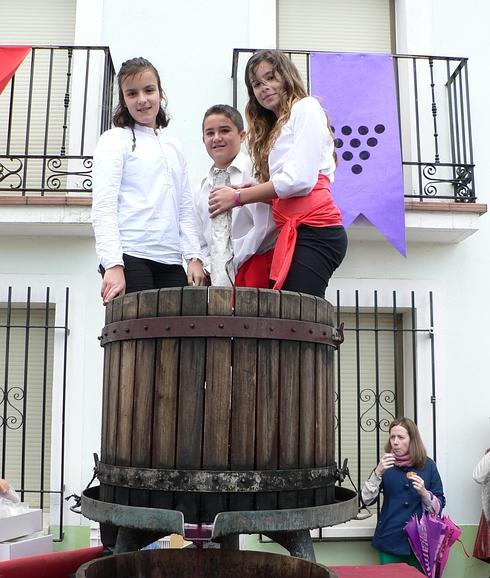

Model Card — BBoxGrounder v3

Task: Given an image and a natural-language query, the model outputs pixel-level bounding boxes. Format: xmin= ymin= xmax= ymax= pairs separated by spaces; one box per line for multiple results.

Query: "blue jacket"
xmin=370 ymin=458 xmax=446 ymax=555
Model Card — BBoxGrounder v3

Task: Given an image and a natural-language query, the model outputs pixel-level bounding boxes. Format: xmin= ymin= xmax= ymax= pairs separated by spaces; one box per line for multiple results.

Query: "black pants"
xmin=278 ymin=225 xmax=348 ymax=298
xmin=99 ymin=254 xmax=187 ymax=295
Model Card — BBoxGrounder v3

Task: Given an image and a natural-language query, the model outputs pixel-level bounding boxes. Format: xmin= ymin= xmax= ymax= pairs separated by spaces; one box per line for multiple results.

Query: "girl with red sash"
xmin=209 ymin=49 xmax=347 ymax=297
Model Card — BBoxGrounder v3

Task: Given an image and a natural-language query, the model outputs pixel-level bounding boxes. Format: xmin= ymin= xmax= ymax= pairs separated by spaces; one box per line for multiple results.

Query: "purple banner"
xmin=311 ymin=52 xmax=406 ymax=256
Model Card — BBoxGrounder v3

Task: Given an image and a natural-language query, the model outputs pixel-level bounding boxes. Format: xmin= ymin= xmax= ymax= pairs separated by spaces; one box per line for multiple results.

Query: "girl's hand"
xmin=375 ymin=453 xmax=395 ymax=477
xmin=410 ymin=473 xmax=429 ymax=499
xmin=209 ymin=186 xmax=237 ymax=218
xmin=101 ymin=265 xmax=126 ymax=304
xmin=187 ymin=259 xmax=207 ymax=286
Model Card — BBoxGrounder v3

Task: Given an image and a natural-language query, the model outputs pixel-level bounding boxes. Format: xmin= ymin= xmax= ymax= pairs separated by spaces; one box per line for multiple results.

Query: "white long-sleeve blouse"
xmin=91 ymin=124 xmax=201 ymax=270
xmin=269 ymin=96 xmax=336 ymax=199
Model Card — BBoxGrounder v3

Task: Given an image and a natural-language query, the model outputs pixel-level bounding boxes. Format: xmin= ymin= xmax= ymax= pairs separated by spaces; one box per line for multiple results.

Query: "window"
xmin=278 ymin=0 xmax=394 ymax=53
xmin=0 ymin=306 xmax=54 ymax=509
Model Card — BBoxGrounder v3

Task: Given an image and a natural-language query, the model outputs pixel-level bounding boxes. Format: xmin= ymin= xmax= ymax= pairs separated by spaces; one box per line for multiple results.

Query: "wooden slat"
xmin=298 ymin=293 xmax=317 ymax=507
xmin=314 ymin=297 xmax=328 ymax=506
xmin=101 ymin=298 xmax=123 ymax=504
xmin=278 ymin=291 xmax=301 ymax=509
xmin=201 ymin=287 xmax=234 ymax=521
xmin=325 ymin=301 xmax=337 ymax=504
xmin=174 ymin=287 xmax=207 ymax=523
xmin=151 ymin=288 xmax=182 ymax=511
xmin=100 ymin=299 xmax=113 ymax=463
xmin=255 ymin=289 xmax=280 ymax=511
xmin=100 ymin=299 xmax=115 ymax=504
xmin=99 ymin=298 xmax=121 ymax=547
xmin=229 ymin=288 xmax=258 ymax=512
xmin=130 ymin=289 xmax=159 ymax=507
xmin=325 ymin=301 xmax=336 ymax=465
xmin=114 ymin=292 xmax=139 ymax=506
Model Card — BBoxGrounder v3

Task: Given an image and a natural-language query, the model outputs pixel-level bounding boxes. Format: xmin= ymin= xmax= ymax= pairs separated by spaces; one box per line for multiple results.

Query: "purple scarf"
xmin=394 ymin=452 xmax=414 ymax=468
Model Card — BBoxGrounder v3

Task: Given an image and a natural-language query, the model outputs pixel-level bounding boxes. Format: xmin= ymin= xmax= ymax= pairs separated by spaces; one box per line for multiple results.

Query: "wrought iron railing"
xmin=0 ymin=286 xmax=69 ymax=541
xmin=232 ymin=48 xmax=475 ymax=202
xmin=0 ymin=46 xmax=115 ymax=196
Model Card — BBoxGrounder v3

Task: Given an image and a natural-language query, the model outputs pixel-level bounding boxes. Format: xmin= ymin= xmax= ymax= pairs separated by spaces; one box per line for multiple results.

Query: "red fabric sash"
xmin=0 ymin=46 xmax=31 ymax=94
xmin=269 ymin=174 xmax=342 ymax=290
xmin=235 ymin=250 xmax=274 ymax=288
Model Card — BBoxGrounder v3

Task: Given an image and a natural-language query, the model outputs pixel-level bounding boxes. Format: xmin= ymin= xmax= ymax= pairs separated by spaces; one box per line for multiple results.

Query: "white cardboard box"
xmin=0 ymin=508 xmax=43 ymax=542
xmin=0 ymin=532 xmax=52 ymax=560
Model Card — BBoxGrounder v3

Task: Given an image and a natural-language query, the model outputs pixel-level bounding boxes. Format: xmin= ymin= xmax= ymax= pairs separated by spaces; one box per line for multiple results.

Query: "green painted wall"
xmin=243 ymin=526 xmax=489 ymax=578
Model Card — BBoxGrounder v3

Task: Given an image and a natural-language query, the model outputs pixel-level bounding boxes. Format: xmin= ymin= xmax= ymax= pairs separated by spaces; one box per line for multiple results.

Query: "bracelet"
xmin=234 ymin=190 xmax=243 ymax=207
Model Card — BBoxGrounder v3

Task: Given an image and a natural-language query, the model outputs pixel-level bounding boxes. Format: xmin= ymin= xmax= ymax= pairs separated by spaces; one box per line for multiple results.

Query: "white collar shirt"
xmin=194 ymin=151 xmax=277 ymax=274
xmin=269 ymin=96 xmax=336 ymax=198
xmin=91 ymin=124 xmax=201 ymax=270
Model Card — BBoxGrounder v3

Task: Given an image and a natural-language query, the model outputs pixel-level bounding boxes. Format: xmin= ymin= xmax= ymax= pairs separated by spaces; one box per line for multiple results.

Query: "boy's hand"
xmin=209 ymin=186 xmax=236 ymax=217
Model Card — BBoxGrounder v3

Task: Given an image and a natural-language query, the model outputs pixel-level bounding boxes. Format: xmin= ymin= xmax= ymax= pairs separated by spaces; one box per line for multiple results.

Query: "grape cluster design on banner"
xmin=333 ymin=124 xmax=386 ymax=175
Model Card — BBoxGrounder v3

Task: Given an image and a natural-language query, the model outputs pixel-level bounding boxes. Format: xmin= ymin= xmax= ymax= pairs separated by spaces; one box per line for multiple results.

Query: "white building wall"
xmin=11 ymin=0 xmax=486 ymax=529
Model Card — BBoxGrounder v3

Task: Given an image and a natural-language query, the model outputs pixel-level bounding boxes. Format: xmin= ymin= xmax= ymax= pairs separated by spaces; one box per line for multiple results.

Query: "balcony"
xmin=0 ymin=46 xmax=115 ymax=236
xmin=0 ymin=46 xmax=485 ymax=243
xmin=232 ymin=49 xmax=486 ymax=244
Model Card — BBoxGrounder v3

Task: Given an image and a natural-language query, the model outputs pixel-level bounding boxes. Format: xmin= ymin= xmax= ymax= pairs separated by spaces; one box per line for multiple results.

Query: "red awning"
xmin=0 ymin=45 xmax=31 ymax=94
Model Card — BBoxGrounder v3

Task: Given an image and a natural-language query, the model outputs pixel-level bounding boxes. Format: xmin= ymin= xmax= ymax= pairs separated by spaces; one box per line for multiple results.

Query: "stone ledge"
xmin=0 ymin=196 xmax=486 ymax=214
xmin=0 ymin=195 xmax=92 ymax=206
xmin=405 ymin=200 xmax=487 ymax=214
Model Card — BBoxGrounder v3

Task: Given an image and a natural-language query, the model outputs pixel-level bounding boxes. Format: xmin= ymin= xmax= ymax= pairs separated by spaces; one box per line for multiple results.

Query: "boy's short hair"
xmin=202 ymin=104 xmax=244 ymax=133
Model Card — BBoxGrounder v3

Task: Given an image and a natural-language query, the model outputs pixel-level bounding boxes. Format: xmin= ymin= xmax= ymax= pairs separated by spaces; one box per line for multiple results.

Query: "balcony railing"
xmin=0 ymin=46 xmax=115 ymax=196
xmin=232 ymin=49 xmax=475 ymax=203
xmin=0 ymin=47 xmax=475 ymax=203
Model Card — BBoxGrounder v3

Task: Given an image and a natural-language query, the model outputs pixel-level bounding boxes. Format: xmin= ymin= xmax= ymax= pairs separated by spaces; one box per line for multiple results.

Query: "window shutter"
xmin=0 ymin=0 xmax=76 ymax=195
xmin=278 ymin=0 xmax=394 ymax=53
xmin=0 ymin=308 xmax=55 ymax=508
xmin=336 ymin=312 xmax=402 ymax=486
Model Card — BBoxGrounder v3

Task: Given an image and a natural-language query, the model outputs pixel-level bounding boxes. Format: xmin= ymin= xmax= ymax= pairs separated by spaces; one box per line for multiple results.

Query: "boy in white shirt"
xmin=194 ymin=104 xmax=277 ymax=287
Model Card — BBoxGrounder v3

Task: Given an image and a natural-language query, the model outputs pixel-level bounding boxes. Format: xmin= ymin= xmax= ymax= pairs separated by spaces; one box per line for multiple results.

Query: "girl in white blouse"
xmin=209 ymin=49 xmax=347 ymax=297
xmin=92 ymin=57 xmax=205 ymax=304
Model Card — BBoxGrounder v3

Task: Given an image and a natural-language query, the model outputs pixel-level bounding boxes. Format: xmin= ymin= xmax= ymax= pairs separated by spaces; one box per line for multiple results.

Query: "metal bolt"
xmin=218 ymin=323 xmax=224 ymax=329
xmin=190 ymin=323 xmax=195 ymax=328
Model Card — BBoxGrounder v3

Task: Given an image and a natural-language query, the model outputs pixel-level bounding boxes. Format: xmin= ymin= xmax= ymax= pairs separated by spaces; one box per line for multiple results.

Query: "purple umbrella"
xmin=404 ymin=513 xmax=462 ymax=578
xmin=437 ymin=515 xmax=462 ymax=576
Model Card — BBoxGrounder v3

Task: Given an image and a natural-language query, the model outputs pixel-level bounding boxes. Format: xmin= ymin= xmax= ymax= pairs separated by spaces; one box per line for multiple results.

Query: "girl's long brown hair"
xmin=245 ymin=50 xmax=308 ymax=183
xmin=385 ymin=417 xmax=428 ymax=469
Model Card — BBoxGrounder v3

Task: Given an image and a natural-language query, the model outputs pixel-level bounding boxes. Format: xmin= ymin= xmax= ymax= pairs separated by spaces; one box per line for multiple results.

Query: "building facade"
xmin=0 ymin=1 xmax=488 ymax=575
